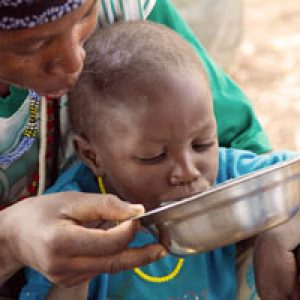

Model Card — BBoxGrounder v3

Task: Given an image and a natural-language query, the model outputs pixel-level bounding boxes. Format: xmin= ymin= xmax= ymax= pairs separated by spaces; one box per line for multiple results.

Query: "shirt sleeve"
xmin=19 ymin=268 xmax=51 ymax=300
xmin=147 ymin=0 xmax=272 ymax=154
xmin=218 ymin=147 xmax=299 ymax=182
xmin=97 ymin=0 xmax=156 ymax=26
xmin=19 ymin=268 xmax=108 ymax=300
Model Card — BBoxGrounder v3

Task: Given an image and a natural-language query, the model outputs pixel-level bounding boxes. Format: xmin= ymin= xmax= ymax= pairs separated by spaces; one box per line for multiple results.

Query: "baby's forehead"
xmin=86 ymin=63 xmax=210 ymax=121
xmin=97 ymin=68 xmax=210 ymax=116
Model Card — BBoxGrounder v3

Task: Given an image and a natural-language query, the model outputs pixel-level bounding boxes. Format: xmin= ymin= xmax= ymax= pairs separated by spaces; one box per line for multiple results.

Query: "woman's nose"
xmin=45 ymin=35 xmax=85 ymax=77
xmin=169 ymin=156 xmax=201 ymax=186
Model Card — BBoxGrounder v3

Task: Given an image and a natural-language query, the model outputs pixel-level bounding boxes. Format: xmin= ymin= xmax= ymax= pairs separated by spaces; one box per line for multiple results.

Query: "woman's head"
xmin=0 ymin=0 xmax=98 ymax=96
xmin=69 ymin=22 xmax=219 ymax=211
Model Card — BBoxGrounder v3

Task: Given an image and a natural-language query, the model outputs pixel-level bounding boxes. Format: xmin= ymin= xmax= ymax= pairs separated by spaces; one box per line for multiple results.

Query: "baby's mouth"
xmin=160 ymin=185 xmax=212 ymax=207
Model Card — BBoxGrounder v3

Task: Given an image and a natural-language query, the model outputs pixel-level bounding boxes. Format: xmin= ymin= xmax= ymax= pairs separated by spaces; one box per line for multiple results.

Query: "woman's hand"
xmin=0 ymin=192 xmax=166 ymax=287
xmin=254 ymin=210 xmax=300 ymax=300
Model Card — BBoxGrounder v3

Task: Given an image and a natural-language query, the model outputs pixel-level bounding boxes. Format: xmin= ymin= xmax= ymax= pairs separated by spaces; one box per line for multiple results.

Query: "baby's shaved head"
xmin=68 ymin=21 xmax=209 ymax=140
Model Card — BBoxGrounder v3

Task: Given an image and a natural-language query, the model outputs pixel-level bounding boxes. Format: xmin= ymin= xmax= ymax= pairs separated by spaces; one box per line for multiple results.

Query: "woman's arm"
xmin=254 ymin=211 xmax=300 ymax=300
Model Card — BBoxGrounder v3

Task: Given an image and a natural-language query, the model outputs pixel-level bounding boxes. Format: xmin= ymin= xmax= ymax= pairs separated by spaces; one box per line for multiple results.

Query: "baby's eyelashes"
xmin=135 ymin=152 xmax=167 ymax=165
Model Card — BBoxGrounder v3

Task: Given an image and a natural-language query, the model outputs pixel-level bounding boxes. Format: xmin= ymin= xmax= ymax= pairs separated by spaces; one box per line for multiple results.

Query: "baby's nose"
xmin=169 ymin=158 xmax=201 ymax=186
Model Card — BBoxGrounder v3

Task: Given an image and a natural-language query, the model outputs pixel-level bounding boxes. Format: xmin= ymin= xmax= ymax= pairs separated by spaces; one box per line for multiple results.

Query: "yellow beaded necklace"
xmin=97 ymin=177 xmax=184 ymax=283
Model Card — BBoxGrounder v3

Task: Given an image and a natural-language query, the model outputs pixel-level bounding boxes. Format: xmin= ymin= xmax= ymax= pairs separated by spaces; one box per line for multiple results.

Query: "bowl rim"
xmin=134 ymin=156 xmax=300 ymax=221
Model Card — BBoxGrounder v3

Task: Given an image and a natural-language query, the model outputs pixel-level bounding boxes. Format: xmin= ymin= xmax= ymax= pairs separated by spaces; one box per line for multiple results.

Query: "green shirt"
xmin=0 ymin=0 xmax=271 ymax=206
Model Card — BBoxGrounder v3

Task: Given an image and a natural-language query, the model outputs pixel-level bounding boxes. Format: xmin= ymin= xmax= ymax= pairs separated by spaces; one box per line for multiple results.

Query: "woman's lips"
xmin=44 ymin=88 xmax=69 ymax=98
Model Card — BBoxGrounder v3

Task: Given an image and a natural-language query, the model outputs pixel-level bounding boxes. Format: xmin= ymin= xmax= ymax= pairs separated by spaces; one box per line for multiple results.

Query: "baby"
xmin=20 ymin=21 xmax=297 ymax=300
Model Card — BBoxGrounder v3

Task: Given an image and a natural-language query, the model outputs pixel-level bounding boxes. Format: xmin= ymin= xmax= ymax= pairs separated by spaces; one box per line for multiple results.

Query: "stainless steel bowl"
xmin=135 ymin=157 xmax=300 ymax=256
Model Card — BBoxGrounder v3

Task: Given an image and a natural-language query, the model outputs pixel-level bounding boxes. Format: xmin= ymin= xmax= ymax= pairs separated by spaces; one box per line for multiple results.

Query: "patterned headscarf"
xmin=0 ymin=0 xmax=84 ymax=30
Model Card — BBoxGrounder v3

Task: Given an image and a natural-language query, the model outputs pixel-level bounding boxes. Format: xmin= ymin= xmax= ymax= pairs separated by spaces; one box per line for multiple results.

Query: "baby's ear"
xmin=73 ymin=134 xmax=104 ymax=176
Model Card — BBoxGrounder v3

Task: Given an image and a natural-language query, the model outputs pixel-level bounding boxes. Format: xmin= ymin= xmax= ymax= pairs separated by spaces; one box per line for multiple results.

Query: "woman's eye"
xmin=14 ymin=41 xmax=46 ymax=56
xmin=137 ymin=152 xmax=166 ymax=164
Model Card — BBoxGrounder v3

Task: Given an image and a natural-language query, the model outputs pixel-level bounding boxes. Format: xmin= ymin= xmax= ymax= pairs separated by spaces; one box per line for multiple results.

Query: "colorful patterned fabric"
xmin=0 ymin=0 xmax=84 ymax=29
xmin=0 ymin=89 xmax=58 ymax=206
xmin=0 ymin=91 xmax=40 ymax=167
xmin=0 ymin=87 xmax=39 ymax=206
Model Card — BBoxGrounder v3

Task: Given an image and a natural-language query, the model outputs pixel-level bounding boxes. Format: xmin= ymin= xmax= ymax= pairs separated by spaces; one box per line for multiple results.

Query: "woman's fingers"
xmin=52 ymin=220 xmax=141 ymax=256
xmin=59 ymin=192 xmax=145 ymax=222
xmin=48 ymin=244 xmax=166 ymax=286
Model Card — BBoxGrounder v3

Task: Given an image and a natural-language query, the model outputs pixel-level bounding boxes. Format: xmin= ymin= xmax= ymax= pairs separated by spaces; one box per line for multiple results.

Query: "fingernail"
xmin=131 ymin=204 xmax=145 ymax=214
xmin=159 ymin=249 xmax=168 ymax=258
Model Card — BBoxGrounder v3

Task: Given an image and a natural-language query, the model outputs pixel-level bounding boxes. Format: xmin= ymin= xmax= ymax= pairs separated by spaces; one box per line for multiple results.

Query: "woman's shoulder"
xmin=98 ymin=0 xmax=156 ymax=26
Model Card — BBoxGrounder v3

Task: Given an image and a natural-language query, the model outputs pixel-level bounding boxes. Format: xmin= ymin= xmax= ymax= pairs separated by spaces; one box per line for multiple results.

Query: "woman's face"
xmin=0 ymin=0 xmax=98 ymax=96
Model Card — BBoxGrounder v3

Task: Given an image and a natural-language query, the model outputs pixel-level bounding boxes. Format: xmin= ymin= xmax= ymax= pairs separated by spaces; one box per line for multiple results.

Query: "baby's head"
xmin=69 ymin=21 xmax=219 ymax=211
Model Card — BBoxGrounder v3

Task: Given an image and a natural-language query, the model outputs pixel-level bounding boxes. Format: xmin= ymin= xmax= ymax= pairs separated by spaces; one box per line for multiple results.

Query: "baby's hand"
xmin=254 ymin=210 xmax=300 ymax=300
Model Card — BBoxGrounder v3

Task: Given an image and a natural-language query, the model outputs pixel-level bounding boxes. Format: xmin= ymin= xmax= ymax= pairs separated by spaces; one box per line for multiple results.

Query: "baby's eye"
xmin=136 ymin=152 xmax=166 ymax=165
xmin=192 ymin=141 xmax=215 ymax=152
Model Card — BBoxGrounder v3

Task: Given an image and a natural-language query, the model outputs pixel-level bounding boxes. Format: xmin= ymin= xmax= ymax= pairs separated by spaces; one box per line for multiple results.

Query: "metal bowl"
xmin=135 ymin=157 xmax=300 ymax=256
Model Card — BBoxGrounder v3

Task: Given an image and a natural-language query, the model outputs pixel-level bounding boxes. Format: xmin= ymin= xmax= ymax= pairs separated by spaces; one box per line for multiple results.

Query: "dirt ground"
xmin=175 ymin=0 xmax=300 ymax=151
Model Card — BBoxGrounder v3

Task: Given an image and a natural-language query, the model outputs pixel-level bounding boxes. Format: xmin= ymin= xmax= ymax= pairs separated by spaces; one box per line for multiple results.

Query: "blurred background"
xmin=173 ymin=0 xmax=300 ymax=151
